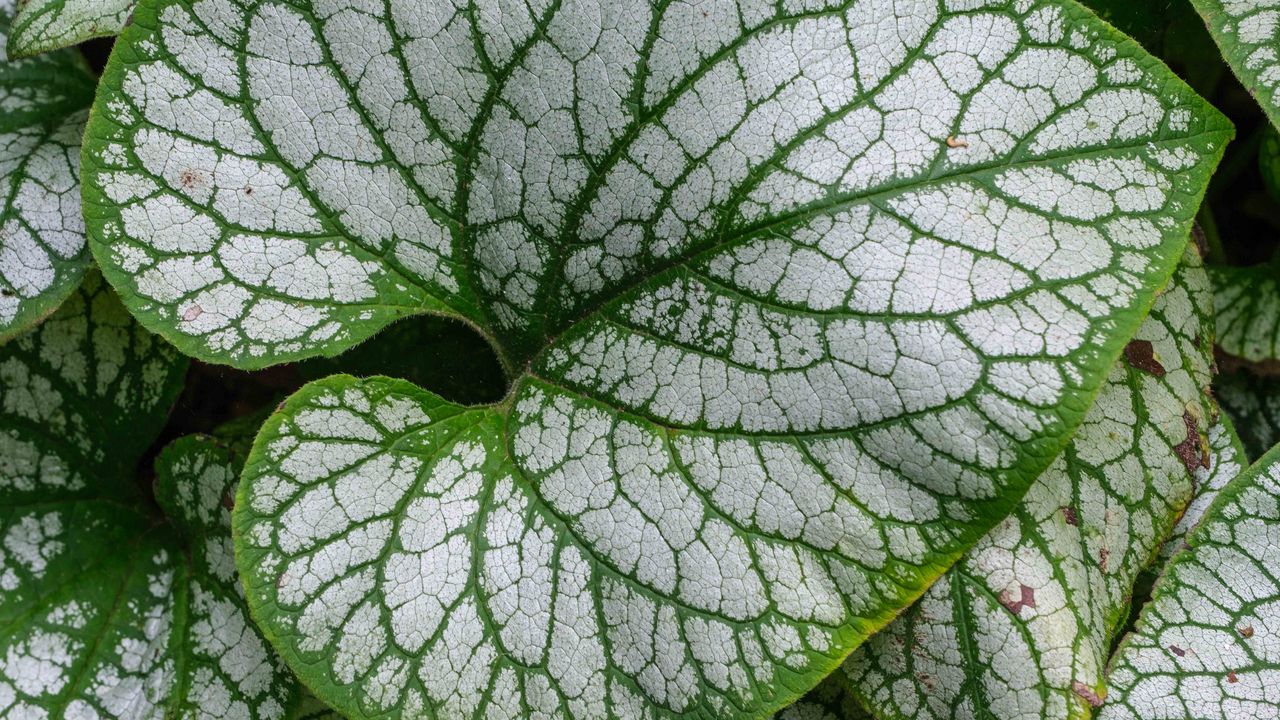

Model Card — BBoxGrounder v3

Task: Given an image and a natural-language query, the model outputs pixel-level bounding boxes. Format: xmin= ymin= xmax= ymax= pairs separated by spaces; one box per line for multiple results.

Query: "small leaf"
xmin=0 ymin=271 xmax=187 ymax=501
xmin=1211 ymin=263 xmax=1280 ymax=363
xmin=1101 ymin=440 xmax=1280 ymax=718
xmin=0 ymin=2 xmax=96 ymax=341
xmin=843 ymin=246 xmax=1222 ymax=720
xmin=1190 ymin=0 xmax=1280 ymax=129
xmin=1216 ymin=370 xmax=1280 ymax=460
xmin=6 ymin=0 xmax=132 ymax=59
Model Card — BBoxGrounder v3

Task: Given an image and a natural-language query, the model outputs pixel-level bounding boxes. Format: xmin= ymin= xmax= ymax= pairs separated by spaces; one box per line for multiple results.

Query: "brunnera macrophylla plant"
xmin=17 ymin=0 xmax=1280 ymax=719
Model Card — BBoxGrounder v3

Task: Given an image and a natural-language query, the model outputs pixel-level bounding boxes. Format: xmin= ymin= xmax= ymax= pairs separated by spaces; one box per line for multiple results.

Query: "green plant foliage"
xmin=0 ymin=0 xmax=96 ymax=341
xmin=1101 ymin=439 xmax=1280 ymax=719
xmin=842 ymin=246 xmax=1221 ymax=720
xmin=5 ymin=0 xmax=130 ymax=59
xmin=1211 ymin=263 xmax=1280 ymax=363
xmin=0 ymin=0 xmax=1276 ymax=718
xmin=1215 ymin=370 xmax=1280 ymax=461
xmin=1190 ymin=0 xmax=1280 ymax=129
xmin=68 ymin=0 xmax=1234 ymax=716
xmin=0 ymin=275 xmax=344 ymax=719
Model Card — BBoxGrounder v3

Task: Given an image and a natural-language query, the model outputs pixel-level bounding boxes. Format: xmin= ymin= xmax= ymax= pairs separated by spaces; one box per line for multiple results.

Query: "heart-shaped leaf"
xmin=0 ymin=1 xmax=96 ymax=341
xmin=5 ymin=0 xmax=132 ymax=59
xmin=1101 ymin=439 xmax=1280 ymax=719
xmin=843 ymin=246 xmax=1222 ymax=720
xmin=71 ymin=0 xmax=1230 ymax=716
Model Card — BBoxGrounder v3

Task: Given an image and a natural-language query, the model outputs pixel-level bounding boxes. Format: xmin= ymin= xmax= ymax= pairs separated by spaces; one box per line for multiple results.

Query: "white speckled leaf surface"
xmin=842 ymin=246 xmax=1224 ymax=720
xmin=1101 ymin=437 xmax=1280 ymax=719
xmin=1216 ymin=370 xmax=1280 ymax=461
xmin=0 ymin=0 xmax=96 ymax=341
xmin=83 ymin=0 xmax=1233 ymax=717
xmin=6 ymin=0 xmax=132 ymax=59
xmin=0 ymin=278 xmax=341 ymax=719
xmin=1211 ymin=264 xmax=1280 ymax=365
xmin=1157 ymin=416 xmax=1247 ymax=563
xmin=1190 ymin=0 xmax=1280 ymax=130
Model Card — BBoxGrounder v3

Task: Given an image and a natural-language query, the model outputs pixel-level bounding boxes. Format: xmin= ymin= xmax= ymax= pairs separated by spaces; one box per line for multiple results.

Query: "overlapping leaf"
xmin=75 ymin=0 xmax=1231 ymax=716
xmin=1189 ymin=0 xmax=1280 ymax=129
xmin=0 ymin=276 xmax=338 ymax=719
xmin=1216 ymin=370 xmax=1280 ymax=460
xmin=1158 ymin=416 xmax=1247 ymax=561
xmin=843 ymin=246 xmax=1222 ymax=720
xmin=1101 ymin=439 xmax=1280 ymax=719
xmin=0 ymin=0 xmax=96 ymax=341
xmin=6 ymin=0 xmax=132 ymax=59
xmin=1211 ymin=264 xmax=1280 ymax=364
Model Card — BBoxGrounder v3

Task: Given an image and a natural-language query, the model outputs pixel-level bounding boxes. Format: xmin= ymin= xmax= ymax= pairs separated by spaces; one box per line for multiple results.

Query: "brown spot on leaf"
xmin=1099 ymin=548 xmax=1110 ymax=572
xmin=1240 ymin=625 xmax=1255 ymax=638
xmin=243 ymin=186 xmax=254 ymax=196
xmin=221 ymin=488 xmax=235 ymax=511
xmin=946 ymin=135 xmax=969 ymax=149
xmin=1228 ymin=671 xmax=1238 ymax=683
xmin=0 ymin=288 xmax=13 ymax=298
xmin=1174 ymin=411 xmax=1208 ymax=474
xmin=999 ymin=584 xmax=1037 ymax=615
xmin=1071 ymin=681 xmax=1104 ymax=708
xmin=1169 ymin=644 xmax=1186 ymax=657
xmin=1062 ymin=506 xmax=1079 ymax=526
xmin=182 ymin=304 xmax=204 ymax=322
xmin=1124 ymin=339 xmax=1166 ymax=376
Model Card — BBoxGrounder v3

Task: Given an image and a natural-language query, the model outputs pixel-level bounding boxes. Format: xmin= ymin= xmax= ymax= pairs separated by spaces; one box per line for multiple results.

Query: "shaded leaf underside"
xmin=78 ymin=0 xmax=1233 ymax=717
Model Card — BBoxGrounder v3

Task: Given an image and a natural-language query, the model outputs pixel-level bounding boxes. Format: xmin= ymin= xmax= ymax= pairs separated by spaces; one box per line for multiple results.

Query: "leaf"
xmin=0 ymin=2 xmax=96 ymax=341
xmin=100 ymin=0 xmax=1236 ymax=716
xmin=0 ymin=419 xmax=334 ymax=716
xmin=1210 ymin=263 xmax=1280 ymax=364
xmin=0 ymin=271 xmax=187 ymax=501
xmin=1157 ymin=415 xmax=1247 ymax=562
xmin=842 ymin=245 xmax=1221 ymax=720
xmin=1100 ymin=440 xmax=1280 ymax=719
xmin=1216 ymin=369 xmax=1280 ymax=460
xmin=6 ymin=0 xmax=132 ymax=59
xmin=1190 ymin=0 xmax=1280 ymax=130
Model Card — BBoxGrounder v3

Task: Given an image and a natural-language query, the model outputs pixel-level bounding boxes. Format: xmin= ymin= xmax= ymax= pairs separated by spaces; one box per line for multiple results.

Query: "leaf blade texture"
xmin=843 ymin=246 xmax=1225 ymax=720
xmin=0 ymin=0 xmax=96 ymax=340
xmin=1189 ymin=0 xmax=1280 ymax=130
xmin=5 ymin=0 xmax=132 ymax=59
xmin=92 ymin=0 xmax=1239 ymax=716
xmin=1101 ymin=432 xmax=1280 ymax=718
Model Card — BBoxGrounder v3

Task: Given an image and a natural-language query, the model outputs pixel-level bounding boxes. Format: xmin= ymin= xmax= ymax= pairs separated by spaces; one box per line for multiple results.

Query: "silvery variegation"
xmin=1103 ymin=440 xmax=1280 ymax=720
xmin=844 ymin=247 xmax=1228 ymax=720
xmin=0 ymin=0 xmax=96 ymax=341
xmin=75 ymin=0 xmax=1235 ymax=717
